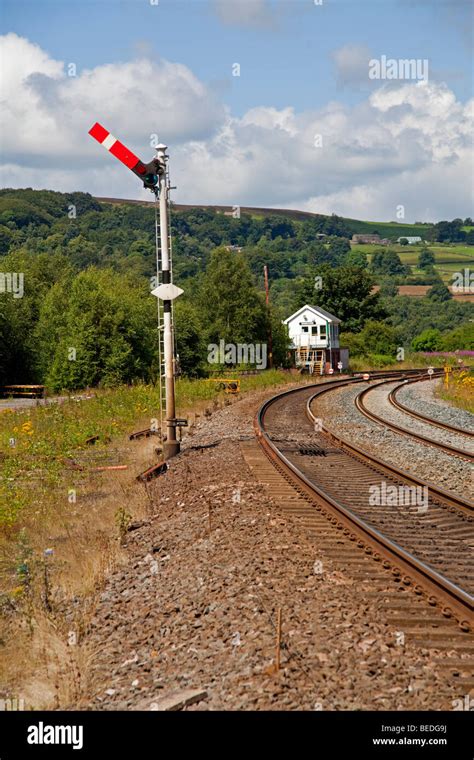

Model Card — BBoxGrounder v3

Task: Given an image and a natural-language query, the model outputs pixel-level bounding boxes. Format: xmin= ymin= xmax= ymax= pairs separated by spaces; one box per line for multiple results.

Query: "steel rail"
xmin=306 ymin=376 xmax=473 ymax=516
xmin=255 ymin=378 xmax=473 ymax=630
xmin=355 ymin=379 xmax=473 ymax=461
xmin=388 ymin=374 xmax=473 ymax=438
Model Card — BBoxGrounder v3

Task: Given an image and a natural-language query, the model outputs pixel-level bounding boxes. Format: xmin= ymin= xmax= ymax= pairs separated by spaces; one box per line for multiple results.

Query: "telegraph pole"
xmin=263 ymin=265 xmax=273 ymax=369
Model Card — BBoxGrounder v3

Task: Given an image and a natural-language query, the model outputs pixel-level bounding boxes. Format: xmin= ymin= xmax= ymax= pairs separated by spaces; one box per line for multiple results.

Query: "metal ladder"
xmin=154 ymin=197 xmax=165 ymax=440
xmin=153 ymin=172 xmax=175 ymax=441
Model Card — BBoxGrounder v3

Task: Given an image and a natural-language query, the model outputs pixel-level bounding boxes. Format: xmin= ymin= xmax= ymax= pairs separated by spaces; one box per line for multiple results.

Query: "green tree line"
xmin=1 ymin=189 xmax=472 ymax=388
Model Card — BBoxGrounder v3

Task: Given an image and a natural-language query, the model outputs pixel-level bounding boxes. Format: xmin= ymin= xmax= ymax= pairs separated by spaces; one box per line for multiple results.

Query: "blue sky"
xmin=0 ymin=0 xmax=472 ymax=220
xmin=2 ymin=0 xmax=471 ymax=112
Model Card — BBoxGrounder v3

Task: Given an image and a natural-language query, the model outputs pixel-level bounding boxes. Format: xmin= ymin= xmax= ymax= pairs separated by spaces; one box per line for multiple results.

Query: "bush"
xmin=341 ymin=320 xmax=399 ymax=357
xmin=412 ymin=328 xmax=443 ymax=352
xmin=441 ymin=323 xmax=474 ymax=351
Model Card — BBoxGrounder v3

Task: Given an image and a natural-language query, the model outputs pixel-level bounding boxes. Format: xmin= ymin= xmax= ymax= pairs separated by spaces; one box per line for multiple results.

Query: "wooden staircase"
xmin=296 ymin=348 xmax=323 ymax=374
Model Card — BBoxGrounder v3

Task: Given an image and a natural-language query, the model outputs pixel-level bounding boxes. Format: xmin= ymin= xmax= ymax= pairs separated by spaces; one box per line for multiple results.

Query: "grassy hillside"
xmin=95 ymin=196 xmax=433 ymax=240
xmin=1 ymin=188 xmax=472 ymax=388
xmin=342 ymin=217 xmax=431 ymax=239
xmin=360 ymin=242 xmax=474 ymax=285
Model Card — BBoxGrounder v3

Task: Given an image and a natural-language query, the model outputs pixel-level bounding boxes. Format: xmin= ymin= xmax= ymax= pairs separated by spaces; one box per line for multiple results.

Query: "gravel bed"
xmin=314 ymin=384 xmax=473 ymax=501
xmin=77 ymin=388 xmax=465 ymax=711
xmin=397 ymin=379 xmax=474 ymax=434
xmin=363 ymin=382 xmax=474 ymax=454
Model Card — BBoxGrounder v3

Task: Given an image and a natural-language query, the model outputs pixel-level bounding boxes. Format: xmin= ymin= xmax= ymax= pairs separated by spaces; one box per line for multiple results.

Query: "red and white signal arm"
xmin=88 ymin=122 xmax=158 ymax=188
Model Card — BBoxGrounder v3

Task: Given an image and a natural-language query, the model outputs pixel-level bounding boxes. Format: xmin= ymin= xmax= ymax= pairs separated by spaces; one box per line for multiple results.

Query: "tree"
xmin=262 ymin=216 xmax=295 ymax=240
xmin=269 ymin=308 xmax=291 ymax=367
xmin=378 ymin=278 xmax=399 ymax=298
xmin=427 ymin=279 xmax=452 ymax=302
xmin=441 ymin=323 xmax=474 ymax=351
xmin=399 ymin=237 xmax=409 ymax=246
xmin=370 ymin=249 xmax=408 ymax=276
xmin=383 ymin=295 xmax=473 ymax=345
xmin=344 ymin=248 xmax=368 ymax=269
xmin=295 ymin=265 xmax=385 ymax=333
xmin=341 ymin=321 xmax=400 ymax=357
xmin=198 ymin=247 xmax=268 ymax=347
xmin=327 ymin=237 xmax=351 ymax=261
xmin=0 ymin=224 xmax=13 ymax=254
xmin=0 ymin=248 xmax=73 ymax=383
xmin=35 ymin=268 xmax=157 ymax=390
xmin=432 ymin=219 xmax=465 ymax=243
xmin=174 ymin=300 xmax=206 ymax=377
xmin=304 ymin=242 xmax=329 ymax=267
xmin=418 ymin=249 xmax=435 ymax=269
xmin=411 ymin=329 xmax=443 ymax=352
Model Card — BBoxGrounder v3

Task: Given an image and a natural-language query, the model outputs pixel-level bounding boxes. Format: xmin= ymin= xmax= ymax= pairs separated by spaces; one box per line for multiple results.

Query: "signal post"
xmin=88 ymin=124 xmax=182 ymax=459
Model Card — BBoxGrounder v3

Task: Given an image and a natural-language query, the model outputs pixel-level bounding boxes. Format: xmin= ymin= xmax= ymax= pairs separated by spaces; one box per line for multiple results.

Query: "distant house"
xmin=224 ymin=244 xmax=243 ymax=253
xmin=397 ymin=236 xmax=422 ymax=244
xmin=352 ymin=234 xmax=381 ymax=244
xmin=283 ymin=304 xmax=348 ymax=374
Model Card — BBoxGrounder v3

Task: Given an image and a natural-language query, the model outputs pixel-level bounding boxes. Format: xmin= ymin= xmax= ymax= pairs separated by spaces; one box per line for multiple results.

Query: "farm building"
xmin=397 ymin=236 xmax=422 ymax=244
xmin=284 ymin=304 xmax=349 ymax=374
xmin=351 ymin=234 xmax=390 ymax=245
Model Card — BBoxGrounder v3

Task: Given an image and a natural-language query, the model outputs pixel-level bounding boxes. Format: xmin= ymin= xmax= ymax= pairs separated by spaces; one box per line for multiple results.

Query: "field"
xmin=344 ymin=218 xmax=430 ymax=238
xmin=356 ymin=243 xmax=474 ymax=285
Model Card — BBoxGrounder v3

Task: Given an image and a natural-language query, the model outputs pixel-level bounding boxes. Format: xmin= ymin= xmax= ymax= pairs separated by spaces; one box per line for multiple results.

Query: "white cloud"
xmin=212 ymin=0 xmax=274 ymax=28
xmin=1 ymin=34 xmax=472 ymax=222
xmin=0 ymin=34 xmax=225 ymax=168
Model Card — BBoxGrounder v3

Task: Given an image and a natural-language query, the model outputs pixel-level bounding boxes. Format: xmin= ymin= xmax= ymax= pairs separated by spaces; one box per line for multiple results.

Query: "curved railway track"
xmin=388 ymin=374 xmax=473 ymax=437
xmin=355 ymin=377 xmax=474 ymax=460
xmin=254 ymin=375 xmax=474 ymax=658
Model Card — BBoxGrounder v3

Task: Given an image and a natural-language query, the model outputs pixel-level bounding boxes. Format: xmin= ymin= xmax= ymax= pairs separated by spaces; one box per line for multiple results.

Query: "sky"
xmin=0 ymin=0 xmax=473 ymax=222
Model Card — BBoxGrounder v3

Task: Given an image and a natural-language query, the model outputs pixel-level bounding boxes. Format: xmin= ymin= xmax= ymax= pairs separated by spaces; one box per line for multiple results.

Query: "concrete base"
xmin=163 ymin=441 xmax=181 ymax=460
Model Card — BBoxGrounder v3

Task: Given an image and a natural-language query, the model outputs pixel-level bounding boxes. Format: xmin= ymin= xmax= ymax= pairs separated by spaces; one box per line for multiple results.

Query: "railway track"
xmin=355 ymin=377 xmax=474 ymax=460
xmin=389 ymin=374 xmax=473 ymax=438
xmin=251 ymin=374 xmax=473 ymax=689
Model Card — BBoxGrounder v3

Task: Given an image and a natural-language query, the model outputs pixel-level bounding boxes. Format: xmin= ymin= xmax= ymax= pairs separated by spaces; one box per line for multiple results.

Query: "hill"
xmin=95 ymin=196 xmax=433 ymax=240
xmin=0 ymin=188 xmax=472 ymax=388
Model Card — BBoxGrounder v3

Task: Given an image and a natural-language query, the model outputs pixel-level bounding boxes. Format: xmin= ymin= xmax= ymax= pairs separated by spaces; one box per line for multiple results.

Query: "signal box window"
xmin=320 ymin=325 xmax=327 ymax=338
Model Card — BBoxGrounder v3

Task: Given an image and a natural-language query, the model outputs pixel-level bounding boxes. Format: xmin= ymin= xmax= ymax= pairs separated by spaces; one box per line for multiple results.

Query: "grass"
xmin=355 ymin=243 xmax=473 ymax=286
xmin=398 ymin=251 xmax=474 ymax=266
xmin=346 ymin=219 xmax=430 ymax=238
xmin=436 ymin=369 xmax=474 ymax=414
xmin=0 ymin=370 xmax=306 ymax=558
xmin=348 ymin=353 xmax=473 ymax=372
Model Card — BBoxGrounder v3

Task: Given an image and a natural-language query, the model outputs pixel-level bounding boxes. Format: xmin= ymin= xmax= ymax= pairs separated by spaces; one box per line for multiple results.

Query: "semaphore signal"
xmin=88 ymin=122 xmax=182 ymax=459
xmin=88 ymin=122 xmax=161 ymax=192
